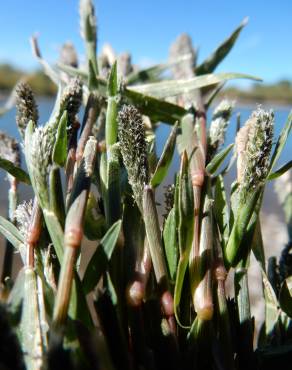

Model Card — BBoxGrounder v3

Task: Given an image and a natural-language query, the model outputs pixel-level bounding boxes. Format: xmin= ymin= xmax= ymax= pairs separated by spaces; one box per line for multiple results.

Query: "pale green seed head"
xmin=236 ymin=107 xmax=274 ymax=195
xmin=209 ymin=99 xmax=234 ymax=151
xmin=14 ymin=200 xmax=33 ymax=240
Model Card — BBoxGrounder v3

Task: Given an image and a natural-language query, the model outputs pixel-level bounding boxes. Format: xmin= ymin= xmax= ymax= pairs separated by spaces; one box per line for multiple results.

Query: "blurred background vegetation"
xmin=1 ymin=63 xmax=292 ymax=103
xmin=0 ymin=64 xmax=56 ymax=96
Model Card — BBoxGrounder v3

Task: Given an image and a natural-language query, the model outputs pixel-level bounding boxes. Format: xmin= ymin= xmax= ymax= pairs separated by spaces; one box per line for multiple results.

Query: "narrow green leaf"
xmin=126 ymin=54 xmax=193 ymax=85
xmin=269 ymin=111 xmax=292 ymax=174
xmin=143 ymin=186 xmax=169 ymax=284
xmin=128 ymin=72 xmax=261 ymax=99
xmin=49 ymin=167 xmax=65 ymax=228
xmin=267 ymin=160 xmax=292 ymax=180
xmin=124 ymin=88 xmax=186 ymax=124
xmin=151 ymin=123 xmax=178 ymax=188
xmin=57 ymin=62 xmax=88 ymax=79
xmin=20 ymin=268 xmax=46 ymax=370
xmin=261 ymin=267 xmax=280 ymax=336
xmin=195 ymin=18 xmax=248 ymax=75
xmin=163 ymin=208 xmax=178 ymax=281
xmin=0 ymin=215 xmax=24 ymax=249
xmin=127 ymin=63 xmax=168 ymax=85
xmin=7 ymin=268 xmax=25 ymax=323
xmin=52 ymin=110 xmax=68 ymax=167
xmin=106 ymin=64 xmax=118 ymax=147
xmin=206 ymin=143 xmax=234 ymax=175
xmin=88 ymin=60 xmax=99 ymax=90
xmin=0 ymin=157 xmax=31 ymax=185
xmin=108 ymin=61 xmax=118 ymax=96
xmin=84 ymin=191 xmax=106 ymax=240
xmin=82 ymin=220 xmax=122 ymax=294
xmin=106 ymin=145 xmax=121 ymax=226
xmin=224 ymin=189 xmax=261 ymax=267
xmin=279 ymin=276 xmax=292 ymax=318
xmin=251 ymin=220 xmax=266 ymax=272
xmin=177 ymin=113 xmax=197 ymax=157
xmin=42 ymin=209 xmax=64 ymax=263
xmin=174 ymin=153 xmax=194 ymax=328
xmin=214 ymin=175 xmax=229 ymax=246
xmin=204 ymin=82 xmax=225 ymax=109
xmin=234 ymin=265 xmax=254 ymax=366
xmin=57 ymin=63 xmax=187 ymax=124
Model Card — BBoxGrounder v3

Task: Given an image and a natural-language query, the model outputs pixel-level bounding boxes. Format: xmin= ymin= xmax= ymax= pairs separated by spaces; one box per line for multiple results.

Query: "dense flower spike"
xmin=15 ymin=82 xmax=39 ymax=138
xmin=61 ymin=77 xmax=83 ymax=127
xmin=118 ymin=104 xmax=149 ymax=211
xmin=25 ymin=125 xmax=55 ymax=207
xmin=236 ymin=107 xmax=274 ymax=194
xmin=163 ymin=184 xmax=175 ymax=218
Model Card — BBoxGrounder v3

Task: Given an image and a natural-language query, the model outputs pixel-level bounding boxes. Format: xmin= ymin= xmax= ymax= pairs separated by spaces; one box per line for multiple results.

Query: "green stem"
xmin=49 ymin=166 xmax=65 ymax=229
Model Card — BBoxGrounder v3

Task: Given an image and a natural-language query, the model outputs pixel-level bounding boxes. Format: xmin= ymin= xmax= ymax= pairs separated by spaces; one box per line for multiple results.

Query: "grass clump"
xmin=0 ymin=2 xmax=291 ymax=370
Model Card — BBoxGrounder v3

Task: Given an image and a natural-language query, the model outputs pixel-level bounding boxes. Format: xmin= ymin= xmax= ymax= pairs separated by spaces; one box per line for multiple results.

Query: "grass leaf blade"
xmin=128 ymin=72 xmax=261 ymax=99
xmin=83 ymin=220 xmax=122 ymax=294
xmin=0 ymin=157 xmax=31 ymax=185
xmin=151 ymin=122 xmax=178 ymax=188
xmin=195 ymin=18 xmax=248 ymax=75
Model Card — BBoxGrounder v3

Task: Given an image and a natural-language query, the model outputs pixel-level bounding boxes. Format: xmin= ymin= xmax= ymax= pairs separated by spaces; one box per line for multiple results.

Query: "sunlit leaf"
xmin=267 ymin=160 xmax=292 ymax=180
xmin=206 ymin=144 xmax=234 ymax=175
xmin=83 ymin=220 xmax=122 ymax=294
xmin=163 ymin=208 xmax=178 ymax=281
xmin=0 ymin=157 xmax=31 ymax=185
xmin=195 ymin=18 xmax=248 ymax=75
xmin=128 ymin=72 xmax=261 ymax=99
xmin=269 ymin=111 xmax=292 ymax=174
xmin=279 ymin=276 xmax=292 ymax=318
xmin=151 ymin=123 xmax=178 ymax=187
xmin=52 ymin=110 xmax=68 ymax=167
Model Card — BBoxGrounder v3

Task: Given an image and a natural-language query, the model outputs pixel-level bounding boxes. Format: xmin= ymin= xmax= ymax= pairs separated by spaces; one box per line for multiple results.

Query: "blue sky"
xmin=1 ymin=0 xmax=292 ymax=86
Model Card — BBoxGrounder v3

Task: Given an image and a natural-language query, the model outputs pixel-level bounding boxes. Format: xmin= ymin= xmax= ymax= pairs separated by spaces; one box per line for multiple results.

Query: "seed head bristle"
xmin=15 ymin=82 xmax=38 ymax=138
xmin=209 ymin=99 xmax=234 ymax=151
xmin=163 ymin=184 xmax=175 ymax=219
xmin=118 ymin=105 xmax=149 ymax=211
xmin=83 ymin=136 xmax=98 ymax=177
xmin=14 ymin=200 xmax=33 ymax=240
xmin=26 ymin=125 xmax=55 ymax=206
xmin=236 ymin=107 xmax=274 ymax=194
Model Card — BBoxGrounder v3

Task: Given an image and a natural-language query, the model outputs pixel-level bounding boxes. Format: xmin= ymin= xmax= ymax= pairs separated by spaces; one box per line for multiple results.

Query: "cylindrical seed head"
xmin=118 ymin=105 xmax=149 ymax=211
xmin=209 ymin=99 xmax=234 ymax=152
xmin=15 ymin=82 xmax=38 ymax=138
xmin=236 ymin=107 xmax=274 ymax=195
xmin=61 ymin=77 xmax=83 ymax=127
